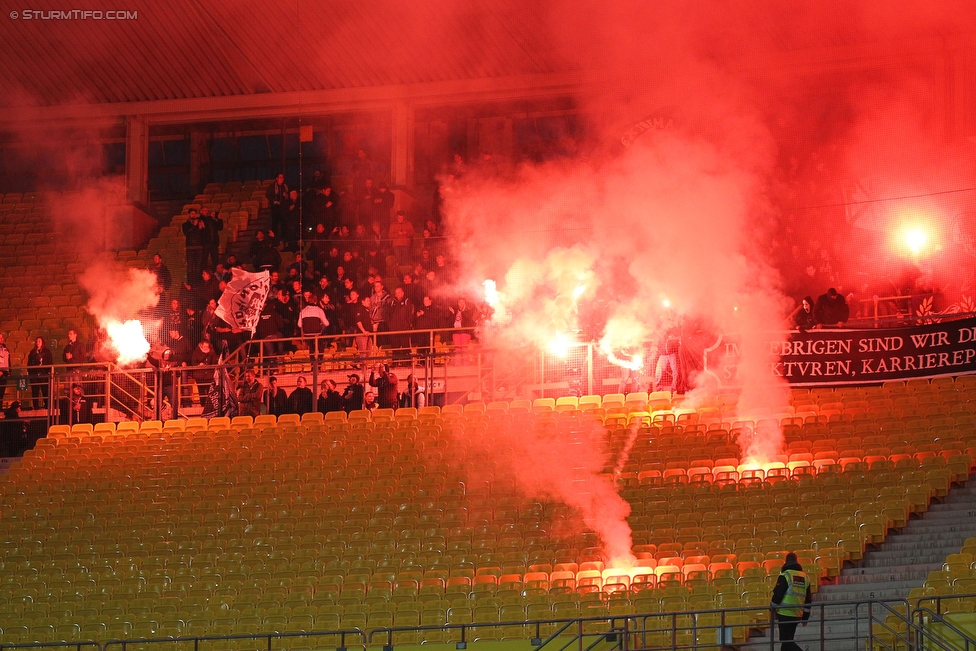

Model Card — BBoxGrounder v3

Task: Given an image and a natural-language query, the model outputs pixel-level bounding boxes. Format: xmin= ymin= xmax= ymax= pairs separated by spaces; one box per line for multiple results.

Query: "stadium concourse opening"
xmin=3 ymin=1 xmax=976 ymax=650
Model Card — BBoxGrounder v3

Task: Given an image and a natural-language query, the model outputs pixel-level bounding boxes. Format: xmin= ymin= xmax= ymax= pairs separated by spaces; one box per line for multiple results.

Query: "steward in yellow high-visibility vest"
xmin=769 ymin=553 xmax=812 ymax=651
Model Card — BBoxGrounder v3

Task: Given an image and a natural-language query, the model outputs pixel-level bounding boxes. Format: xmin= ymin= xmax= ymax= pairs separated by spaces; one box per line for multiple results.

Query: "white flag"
xmin=215 ymin=268 xmax=271 ymax=333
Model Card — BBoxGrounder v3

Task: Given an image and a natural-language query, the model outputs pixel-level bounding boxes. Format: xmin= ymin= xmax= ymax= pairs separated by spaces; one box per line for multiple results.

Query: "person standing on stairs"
xmin=770 ymin=552 xmax=812 ymax=651
xmin=266 ymin=173 xmax=289 ymax=237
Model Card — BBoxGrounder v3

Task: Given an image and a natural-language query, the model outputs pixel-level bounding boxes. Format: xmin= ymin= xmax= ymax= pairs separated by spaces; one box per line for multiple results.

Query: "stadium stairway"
xmin=742 ymin=478 xmax=976 ymax=651
xmin=148 ymin=198 xmax=187 ymax=227
xmin=221 ymin=195 xmax=272 ymax=267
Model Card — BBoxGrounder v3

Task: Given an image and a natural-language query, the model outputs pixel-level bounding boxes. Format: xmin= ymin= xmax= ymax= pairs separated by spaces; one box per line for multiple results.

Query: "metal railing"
xmin=2 ymin=596 xmax=976 ymax=651
xmin=101 ymin=629 xmax=366 ymax=651
xmin=226 ymin=331 xmax=602 ymax=403
xmin=917 ymin=593 xmax=976 ymax=616
xmin=8 ymin=315 xmax=976 ymax=431
xmin=849 ymin=299 xmax=976 ymax=329
xmin=913 ymin=606 xmax=976 ymax=651
xmin=0 ymin=642 xmax=102 ymax=651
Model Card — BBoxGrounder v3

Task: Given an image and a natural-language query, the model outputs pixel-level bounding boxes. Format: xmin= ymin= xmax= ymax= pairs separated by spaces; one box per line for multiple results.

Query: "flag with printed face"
xmin=215 ymin=268 xmax=271 ymax=333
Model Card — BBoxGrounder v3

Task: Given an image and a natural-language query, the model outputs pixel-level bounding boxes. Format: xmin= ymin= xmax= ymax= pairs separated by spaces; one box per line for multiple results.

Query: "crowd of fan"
xmin=236 ymin=363 xmax=426 ymax=423
xmin=0 ymin=154 xmax=499 ymax=418
xmin=153 ymin=163 xmax=490 ymax=372
xmin=767 ymin=146 xmax=938 ymax=319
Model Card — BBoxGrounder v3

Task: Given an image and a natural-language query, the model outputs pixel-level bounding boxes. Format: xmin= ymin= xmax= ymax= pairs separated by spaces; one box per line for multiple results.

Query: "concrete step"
xmin=875 ymin=540 xmax=964 ymax=553
xmin=861 ymin=551 xmax=959 ymax=566
xmin=872 ymin=529 xmax=976 ymax=544
xmin=924 ymin=502 xmax=976 ymax=512
xmin=901 ymin=518 xmax=976 ymax=530
xmin=744 ymin=480 xmax=976 ymax=648
xmin=740 ymin=628 xmax=862 ymax=651
xmin=815 ymin=584 xmax=920 ymax=601
xmin=836 ymin=564 xmax=942 ymax=584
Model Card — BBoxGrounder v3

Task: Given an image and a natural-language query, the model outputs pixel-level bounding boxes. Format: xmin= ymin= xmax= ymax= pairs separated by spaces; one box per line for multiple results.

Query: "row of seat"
xmin=0 ymin=381 xmax=972 ymax=644
xmin=0 ymin=194 xmax=92 ymax=363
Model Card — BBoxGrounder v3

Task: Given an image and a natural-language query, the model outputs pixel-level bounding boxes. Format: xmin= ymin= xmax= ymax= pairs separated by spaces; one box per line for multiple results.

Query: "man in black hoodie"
xmin=770 ymin=552 xmax=812 ymax=651
xmin=342 ymin=374 xmax=365 ymax=413
xmin=317 ymin=379 xmax=343 ymax=413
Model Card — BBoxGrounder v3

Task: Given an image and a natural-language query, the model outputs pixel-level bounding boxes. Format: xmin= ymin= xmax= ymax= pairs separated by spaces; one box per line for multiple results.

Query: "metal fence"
xmin=3 ymin=596 xmax=974 ymax=651
xmin=9 ymin=311 xmax=976 ymax=429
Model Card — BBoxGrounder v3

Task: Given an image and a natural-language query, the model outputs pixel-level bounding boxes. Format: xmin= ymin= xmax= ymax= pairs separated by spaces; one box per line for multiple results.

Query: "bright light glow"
xmin=607 ymin=555 xmax=637 ymax=572
xmin=607 ymin=351 xmax=643 ymax=370
xmin=548 ymin=332 xmax=573 ymax=358
xmin=573 ymin=283 xmax=587 ymax=301
xmin=482 ymin=279 xmax=500 ymax=308
xmin=661 ymin=298 xmax=671 ymax=308
xmin=105 ymin=319 xmax=150 ymax=366
xmin=904 ymin=227 xmax=928 ymax=255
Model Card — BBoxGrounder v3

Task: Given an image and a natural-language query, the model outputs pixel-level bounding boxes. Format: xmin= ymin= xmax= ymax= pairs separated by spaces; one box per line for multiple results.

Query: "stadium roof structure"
xmin=0 ymin=0 xmax=961 ymax=128
xmin=0 ymin=0 xmax=582 ymax=126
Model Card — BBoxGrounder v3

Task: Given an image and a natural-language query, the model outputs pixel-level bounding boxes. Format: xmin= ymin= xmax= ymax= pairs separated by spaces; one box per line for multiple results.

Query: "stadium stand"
xmin=0 ymin=193 xmax=94 ymax=364
xmin=0 ymin=189 xmax=974 ymax=646
xmin=0 ymin=379 xmax=972 ymax=649
xmin=0 ymin=179 xmax=272 ymax=406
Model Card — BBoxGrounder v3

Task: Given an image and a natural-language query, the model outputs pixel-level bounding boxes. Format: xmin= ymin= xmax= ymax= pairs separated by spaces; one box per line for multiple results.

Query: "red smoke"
xmin=436 ymin=0 xmax=976 ymax=560
xmin=445 ymin=410 xmax=636 ymax=566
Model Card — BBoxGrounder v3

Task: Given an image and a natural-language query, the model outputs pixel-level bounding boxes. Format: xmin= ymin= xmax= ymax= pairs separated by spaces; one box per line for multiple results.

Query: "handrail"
xmin=536 ymin=619 xmax=587 ymax=651
xmin=870 ymin=599 xmax=918 ymax=651
xmin=914 ymin=605 xmax=976 ymax=650
xmin=0 ymin=597 xmax=966 ymax=651
xmin=917 ymin=592 xmax=976 ymax=616
xmin=361 ymin=597 xmax=917 ymax=651
xmin=227 ymin=325 xmax=478 ymax=365
xmin=456 ymin=345 xmax=539 ymax=405
xmin=0 ymin=643 xmax=101 ymax=651
xmin=107 ymin=366 xmax=156 ymax=422
xmin=101 ymin=628 xmax=367 ymax=651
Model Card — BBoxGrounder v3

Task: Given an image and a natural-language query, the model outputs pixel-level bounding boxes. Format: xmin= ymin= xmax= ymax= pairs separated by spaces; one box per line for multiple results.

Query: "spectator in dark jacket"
xmin=200 ymin=206 xmax=224 ymax=270
xmin=414 ymin=295 xmax=445 ymax=357
xmin=27 ymin=337 xmax=54 ymax=410
xmin=150 ymin=253 xmax=173 ymax=293
xmin=317 ymin=379 xmax=343 ymax=413
xmin=256 ymin=298 xmax=285 ymax=360
xmin=266 ymin=376 xmax=288 ymax=417
xmin=344 ymin=291 xmax=373 ymax=357
xmin=182 ymin=210 xmax=207 ymax=286
xmin=814 ymin=288 xmax=849 ymax=328
xmin=342 ymin=374 xmax=365 ymax=413
xmin=237 ymin=369 xmax=264 ymax=418
xmin=288 ymin=376 xmax=314 ymax=416
xmin=62 ymin=329 xmax=89 ymax=368
xmin=388 ymin=287 xmax=414 ymax=362
xmin=369 ymin=365 xmax=399 ymax=410
xmin=194 ymin=269 xmax=222 ymax=310
xmin=791 ymin=296 xmax=818 ymax=331
xmin=266 ymin=174 xmax=289 ymax=236
xmin=249 ymin=230 xmax=281 ymax=272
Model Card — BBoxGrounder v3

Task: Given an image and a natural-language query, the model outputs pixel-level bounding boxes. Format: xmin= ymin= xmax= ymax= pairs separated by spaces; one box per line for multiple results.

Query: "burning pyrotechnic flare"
xmin=483 ymin=279 xmax=500 ymax=308
xmin=105 ymin=320 xmax=151 ymax=366
xmin=904 ymin=227 xmax=928 ymax=256
xmin=80 ymin=261 xmax=160 ymax=366
xmin=573 ymin=282 xmax=587 ymax=301
xmin=607 ymin=350 xmax=644 ymax=370
xmin=599 ymin=311 xmax=647 ymax=370
xmin=548 ymin=332 xmax=573 ymax=358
